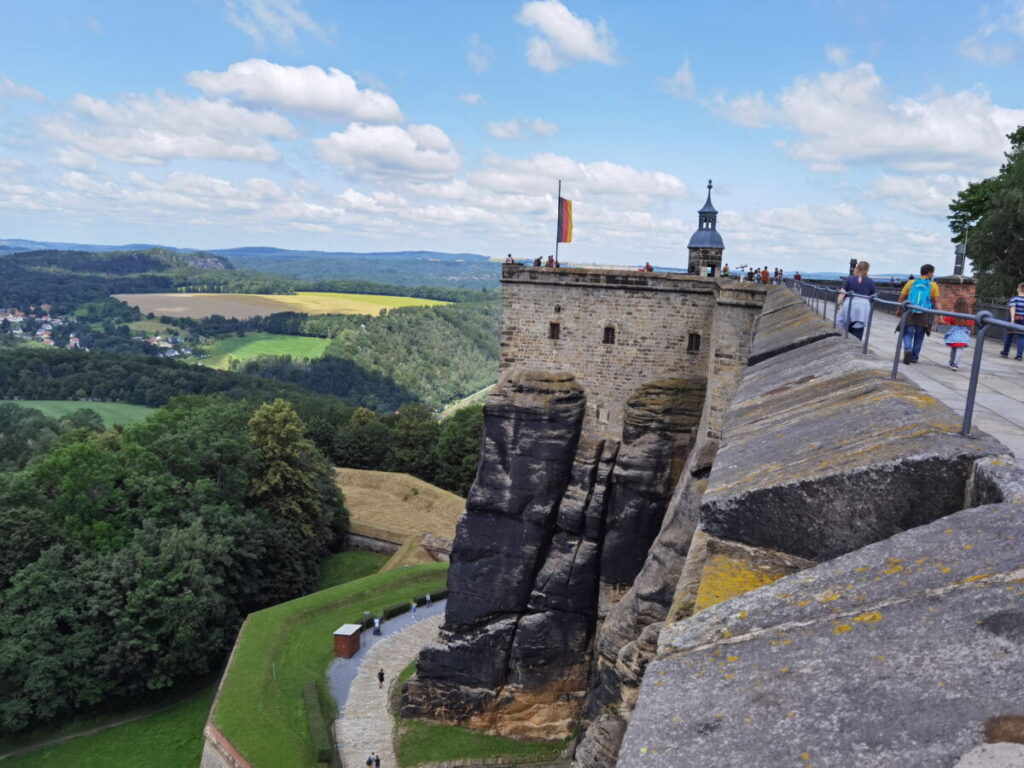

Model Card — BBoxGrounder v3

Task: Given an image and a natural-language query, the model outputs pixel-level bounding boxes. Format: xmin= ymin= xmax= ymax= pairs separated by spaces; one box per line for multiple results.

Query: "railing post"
xmin=862 ymin=297 xmax=876 ymax=354
xmin=960 ymin=311 xmax=993 ymax=437
xmin=891 ymin=305 xmax=909 ymax=380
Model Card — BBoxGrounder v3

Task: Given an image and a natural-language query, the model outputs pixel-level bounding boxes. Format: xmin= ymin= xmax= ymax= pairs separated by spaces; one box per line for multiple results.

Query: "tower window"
xmin=687 ymin=333 xmax=701 ymax=352
xmin=549 ymin=322 xmax=560 ymax=340
xmin=603 ymin=326 xmax=616 ymax=344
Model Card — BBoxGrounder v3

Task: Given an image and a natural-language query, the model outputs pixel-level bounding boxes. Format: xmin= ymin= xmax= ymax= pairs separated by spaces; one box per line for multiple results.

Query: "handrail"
xmin=785 ymin=279 xmax=1020 ymax=438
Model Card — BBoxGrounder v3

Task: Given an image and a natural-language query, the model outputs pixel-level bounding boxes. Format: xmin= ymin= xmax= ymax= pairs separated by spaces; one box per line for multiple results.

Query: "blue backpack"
xmin=907 ymin=278 xmax=933 ymax=313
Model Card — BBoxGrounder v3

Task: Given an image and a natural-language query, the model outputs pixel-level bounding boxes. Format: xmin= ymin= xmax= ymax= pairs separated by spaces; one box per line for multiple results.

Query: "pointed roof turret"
xmin=698 ymin=179 xmax=717 ymax=214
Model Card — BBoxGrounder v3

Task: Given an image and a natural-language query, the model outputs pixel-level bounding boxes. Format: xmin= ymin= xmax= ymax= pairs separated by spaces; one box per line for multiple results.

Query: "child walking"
xmin=941 ymin=297 xmax=974 ymax=371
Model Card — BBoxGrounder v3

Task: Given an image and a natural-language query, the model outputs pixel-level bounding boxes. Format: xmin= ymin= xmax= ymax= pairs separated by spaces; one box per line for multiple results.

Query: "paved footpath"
xmin=334 ymin=612 xmax=443 ymax=768
xmin=802 ymin=297 xmax=1024 ymax=458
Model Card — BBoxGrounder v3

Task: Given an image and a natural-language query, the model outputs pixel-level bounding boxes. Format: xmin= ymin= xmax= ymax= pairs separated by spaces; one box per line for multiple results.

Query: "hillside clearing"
xmin=5 ymin=400 xmax=154 ymax=427
xmin=336 ymin=467 xmax=465 ymax=544
xmin=201 ymin=332 xmax=331 ymax=370
xmin=113 ymin=291 xmax=448 ymax=319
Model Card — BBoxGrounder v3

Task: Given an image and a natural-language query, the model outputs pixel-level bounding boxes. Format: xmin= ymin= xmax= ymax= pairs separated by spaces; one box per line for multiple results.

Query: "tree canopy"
xmin=949 ymin=125 xmax=1024 ymax=297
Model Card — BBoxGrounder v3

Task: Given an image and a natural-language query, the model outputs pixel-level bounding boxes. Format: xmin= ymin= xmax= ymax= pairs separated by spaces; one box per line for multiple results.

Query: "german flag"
xmin=557 ymin=197 xmax=573 ymax=243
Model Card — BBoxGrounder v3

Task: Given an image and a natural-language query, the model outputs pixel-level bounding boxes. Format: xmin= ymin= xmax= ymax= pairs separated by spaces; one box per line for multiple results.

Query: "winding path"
xmin=333 ymin=613 xmax=443 ymax=768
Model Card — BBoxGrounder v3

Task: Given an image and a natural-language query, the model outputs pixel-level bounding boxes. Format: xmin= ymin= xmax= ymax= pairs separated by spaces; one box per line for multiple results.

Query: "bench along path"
xmin=335 ymin=611 xmax=443 ymax=768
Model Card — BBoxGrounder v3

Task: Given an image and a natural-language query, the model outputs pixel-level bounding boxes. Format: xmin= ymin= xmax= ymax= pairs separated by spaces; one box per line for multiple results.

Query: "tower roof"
xmin=698 ymin=179 xmax=717 ymax=214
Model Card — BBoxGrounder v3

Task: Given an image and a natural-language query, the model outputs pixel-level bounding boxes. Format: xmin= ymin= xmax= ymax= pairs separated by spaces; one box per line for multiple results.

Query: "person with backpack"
xmin=998 ymin=282 xmax=1024 ymax=360
xmin=897 ymin=264 xmax=940 ymax=364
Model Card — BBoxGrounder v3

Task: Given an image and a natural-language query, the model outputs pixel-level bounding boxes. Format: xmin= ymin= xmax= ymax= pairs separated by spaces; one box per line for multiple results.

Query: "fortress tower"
xmin=687 ymin=179 xmax=724 ymax=277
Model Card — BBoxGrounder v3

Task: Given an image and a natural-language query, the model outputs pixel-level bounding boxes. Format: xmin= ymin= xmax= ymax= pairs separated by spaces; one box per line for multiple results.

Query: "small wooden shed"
xmin=333 ymin=623 xmax=362 ymax=658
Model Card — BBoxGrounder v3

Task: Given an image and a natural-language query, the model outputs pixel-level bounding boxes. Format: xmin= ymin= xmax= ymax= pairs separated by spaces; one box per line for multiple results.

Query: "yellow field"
xmin=336 ymin=467 xmax=465 ymax=544
xmin=112 ymin=291 xmax=447 ymax=319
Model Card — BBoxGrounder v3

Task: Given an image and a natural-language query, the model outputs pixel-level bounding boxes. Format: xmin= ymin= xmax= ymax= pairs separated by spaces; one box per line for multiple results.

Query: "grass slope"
xmin=201 ymin=332 xmax=331 ymax=370
xmin=336 ymin=468 xmax=466 ymax=544
xmin=215 ymin=563 xmax=448 ymax=768
xmin=317 ymin=551 xmax=389 ymax=590
xmin=113 ymin=291 xmax=448 ymax=320
xmin=7 ymin=400 xmax=154 ymax=427
xmin=2 ymin=687 xmax=215 ymax=768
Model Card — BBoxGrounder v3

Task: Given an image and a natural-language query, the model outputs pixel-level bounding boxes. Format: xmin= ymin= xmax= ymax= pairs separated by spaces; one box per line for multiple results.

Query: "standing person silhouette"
xmin=898 ymin=264 xmax=939 ymax=364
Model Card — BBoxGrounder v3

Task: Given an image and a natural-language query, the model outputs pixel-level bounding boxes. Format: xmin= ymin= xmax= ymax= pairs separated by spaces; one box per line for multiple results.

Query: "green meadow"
xmin=200 ymin=332 xmax=331 ymax=370
xmin=7 ymin=400 xmax=154 ymax=427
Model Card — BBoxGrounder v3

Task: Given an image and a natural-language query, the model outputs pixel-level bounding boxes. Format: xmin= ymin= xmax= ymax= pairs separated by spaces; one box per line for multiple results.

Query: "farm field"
xmin=113 ymin=291 xmax=448 ymax=319
xmin=201 ymin=332 xmax=331 ymax=370
xmin=7 ymin=400 xmax=154 ymax=427
xmin=336 ymin=468 xmax=466 ymax=544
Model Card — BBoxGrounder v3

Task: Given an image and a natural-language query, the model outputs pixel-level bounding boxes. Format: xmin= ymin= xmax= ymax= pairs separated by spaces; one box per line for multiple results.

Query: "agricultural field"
xmin=336 ymin=468 xmax=466 ymax=544
xmin=7 ymin=400 xmax=154 ymax=427
xmin=127 ymin=319 xmax=181 ymax=335
xmin=113 ymin=291 xmax=448 ymax=319
xmin=201 ymin=332 xmax=331 ymax=370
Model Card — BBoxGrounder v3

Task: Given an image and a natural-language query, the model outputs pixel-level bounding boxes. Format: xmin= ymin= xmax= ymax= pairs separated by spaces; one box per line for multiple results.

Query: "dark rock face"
xmin=403 ymin=373 xmax=705 ymax=738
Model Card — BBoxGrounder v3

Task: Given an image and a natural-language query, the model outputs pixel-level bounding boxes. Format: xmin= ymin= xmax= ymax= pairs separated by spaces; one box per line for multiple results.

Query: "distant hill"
xmin=0 ymin=238 xmax=192 ymax=254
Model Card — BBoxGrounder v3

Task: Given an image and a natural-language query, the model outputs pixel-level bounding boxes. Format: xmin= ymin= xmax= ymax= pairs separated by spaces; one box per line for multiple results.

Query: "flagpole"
xmin=555 ymin=180 xmax=561 ymax=263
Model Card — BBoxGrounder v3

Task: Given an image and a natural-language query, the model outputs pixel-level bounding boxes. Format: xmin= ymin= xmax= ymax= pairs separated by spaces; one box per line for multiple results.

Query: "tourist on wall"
xmin=897 ymin=264 xmax=939 ymax=364
xmin=1000 ymin=282 xmax=1024 ymax=360
xmin=836 ymin=261 xmax=876 ymax=340
xmin=377 ymin=668 xmax=385 ymax=689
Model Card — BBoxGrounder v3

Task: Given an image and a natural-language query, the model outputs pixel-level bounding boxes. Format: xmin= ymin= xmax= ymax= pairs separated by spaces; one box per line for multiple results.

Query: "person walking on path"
xmin=837 ymin=261 xmax=876 ymax=340
xmin=425 ymin=593 xmax=432 ymax=606
xmin=897 ymin=264 xmax=940 ymax=364
xmin=941 ymin=297 xmax=974 ymax=371
xmin=377 ymin=668 xmax=385 ymax=689
xmin=999 ymin=282 xmax=1024 ymax=360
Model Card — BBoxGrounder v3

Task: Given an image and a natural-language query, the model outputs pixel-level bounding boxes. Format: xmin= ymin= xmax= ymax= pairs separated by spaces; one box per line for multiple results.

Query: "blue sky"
xmin=1 ymin=0 xmax=1023 ymax=273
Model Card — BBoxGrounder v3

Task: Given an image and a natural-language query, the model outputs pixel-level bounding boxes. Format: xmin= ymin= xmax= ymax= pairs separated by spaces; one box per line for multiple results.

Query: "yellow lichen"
xmin=882 ymin=565 xmax=904 ymax=575
xmin=833 ymin=623 xmax=853 ymax=634
xmin=854 ymin=611 xmax=883 ymax=623
xmin=964 ymin=573 xmax=990 ymax=583
xmin=726 ymin=655 xmax=739 ymax=662
xmin=694 ymin=551 xmax=794 ymax=612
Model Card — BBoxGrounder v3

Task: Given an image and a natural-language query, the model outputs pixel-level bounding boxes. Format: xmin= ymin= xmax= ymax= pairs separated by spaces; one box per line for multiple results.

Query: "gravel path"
xmin=334 ymin=612 xmax=443 ymax=768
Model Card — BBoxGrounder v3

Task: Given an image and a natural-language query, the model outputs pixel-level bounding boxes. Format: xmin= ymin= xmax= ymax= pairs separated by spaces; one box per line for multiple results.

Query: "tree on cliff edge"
xmin=949 ymin=124 xmax=1024 ymax=297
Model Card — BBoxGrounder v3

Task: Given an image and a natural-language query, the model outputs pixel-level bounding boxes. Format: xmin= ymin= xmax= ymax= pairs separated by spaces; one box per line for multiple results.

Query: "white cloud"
xmin=467 ymin=34 xmax=492 ymax=74
xmin=314 ymin=123 xmax=460 ymax=179
xmin=187 ymin=59 xmax=402 ymax=122
xmin=470 ymin=152 xmax=686 ymax=202
xmin=486 ymin=118 xmax=560 ymax=139
xmin=55 ymin=146 xmax=99 ymax=171
xmin=0 ymin=76 xmax=45 ymax=102
xmin=711 ymin=62 xmax=1024 ymax=172
xmin=458 ymin=93 xmax=483 ymax=105
xmin=958 ymin=3 xmax=1024 ymax=65
xmin=659 ymin=59 xmax=696 ymax=99
xmin=709 ymin=91 xmax=773 ymax=128
xmin=224 ymin=0 xmax=326 ymax=45
xmin=43 ymin=92 xmax=296 ymax=164
xmin=872 ymin=173 xmax=966 ymax=218
xmin=825 ymin=45 xmax=849 ymax=66
xmin=516 ymin=0 xmax=617 ymax=72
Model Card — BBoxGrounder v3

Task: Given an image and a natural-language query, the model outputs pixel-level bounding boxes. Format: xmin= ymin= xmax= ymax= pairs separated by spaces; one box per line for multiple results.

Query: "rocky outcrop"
xmin=403 ymin=374 xmax=705 ymax=738
xmin=620 ymin=501 xmax=1024 ymax=768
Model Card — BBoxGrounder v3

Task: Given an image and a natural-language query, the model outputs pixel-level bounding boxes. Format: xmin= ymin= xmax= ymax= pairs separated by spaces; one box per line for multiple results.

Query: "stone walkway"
xmin=334 ymin=612 xmax=443 ymax=768
xmin=802 ymin=297 xmax=1024 ymax=459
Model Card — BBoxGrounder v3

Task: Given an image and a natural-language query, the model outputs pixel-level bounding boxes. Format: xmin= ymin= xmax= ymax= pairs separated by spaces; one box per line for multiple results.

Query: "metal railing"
xmin=786 ymin=279 xmax=1021 ymax=438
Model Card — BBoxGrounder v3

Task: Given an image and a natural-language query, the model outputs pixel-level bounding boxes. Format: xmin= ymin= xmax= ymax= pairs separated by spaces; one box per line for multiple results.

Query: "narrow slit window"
xmin=687 ymin=333 xmax=701 ymax=352
xmin=603 ymin=326 xmax=616 ymax=344
xmin=549 ymin=322 xmax=560 ymax=340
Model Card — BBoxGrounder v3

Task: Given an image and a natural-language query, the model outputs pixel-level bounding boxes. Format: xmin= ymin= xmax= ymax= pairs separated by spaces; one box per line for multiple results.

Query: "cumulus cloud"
xmin=466 ymin=34 xmax=492 ymax=73
xmin=0 ymin=76 xmax=45 ymax=102
xmin=42 ymin=92 xmax=296 ymax=164
xmin=314 ymin=123 xmax=460 ymax=179
xmin=659 ymin=59 xmax=696 ymax=99
xmin=958 ymin=3 xmax=1024 ymax=65
xmin=711 ymin=61 xmax=1024 ymax=172
xmin=470 ymin=152 xmax=686 ymax=202
xmin=224 ymin=0 xmax=327 ymax=45
xmin=516 ymin=0 xmax=617 ymax=72
xmin=187 ymin=59 xmax=403 ymax=122
xmin=872 ymin=173 xmax=967 ymax=218
xmin=458 ymin=93 xmax=483 ymax=105
xmin=825 ymin=45 xmax=849 ymax=66
xmin=486 ymin=118 xmax=560 ymax=139
xmin=55 ymin=146 xmax=99 ymax=171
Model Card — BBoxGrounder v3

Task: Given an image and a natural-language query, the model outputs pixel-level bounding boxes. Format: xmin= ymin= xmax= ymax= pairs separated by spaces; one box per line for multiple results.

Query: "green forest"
xmin=949 ymin=124 xmax=1024 ymax=297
